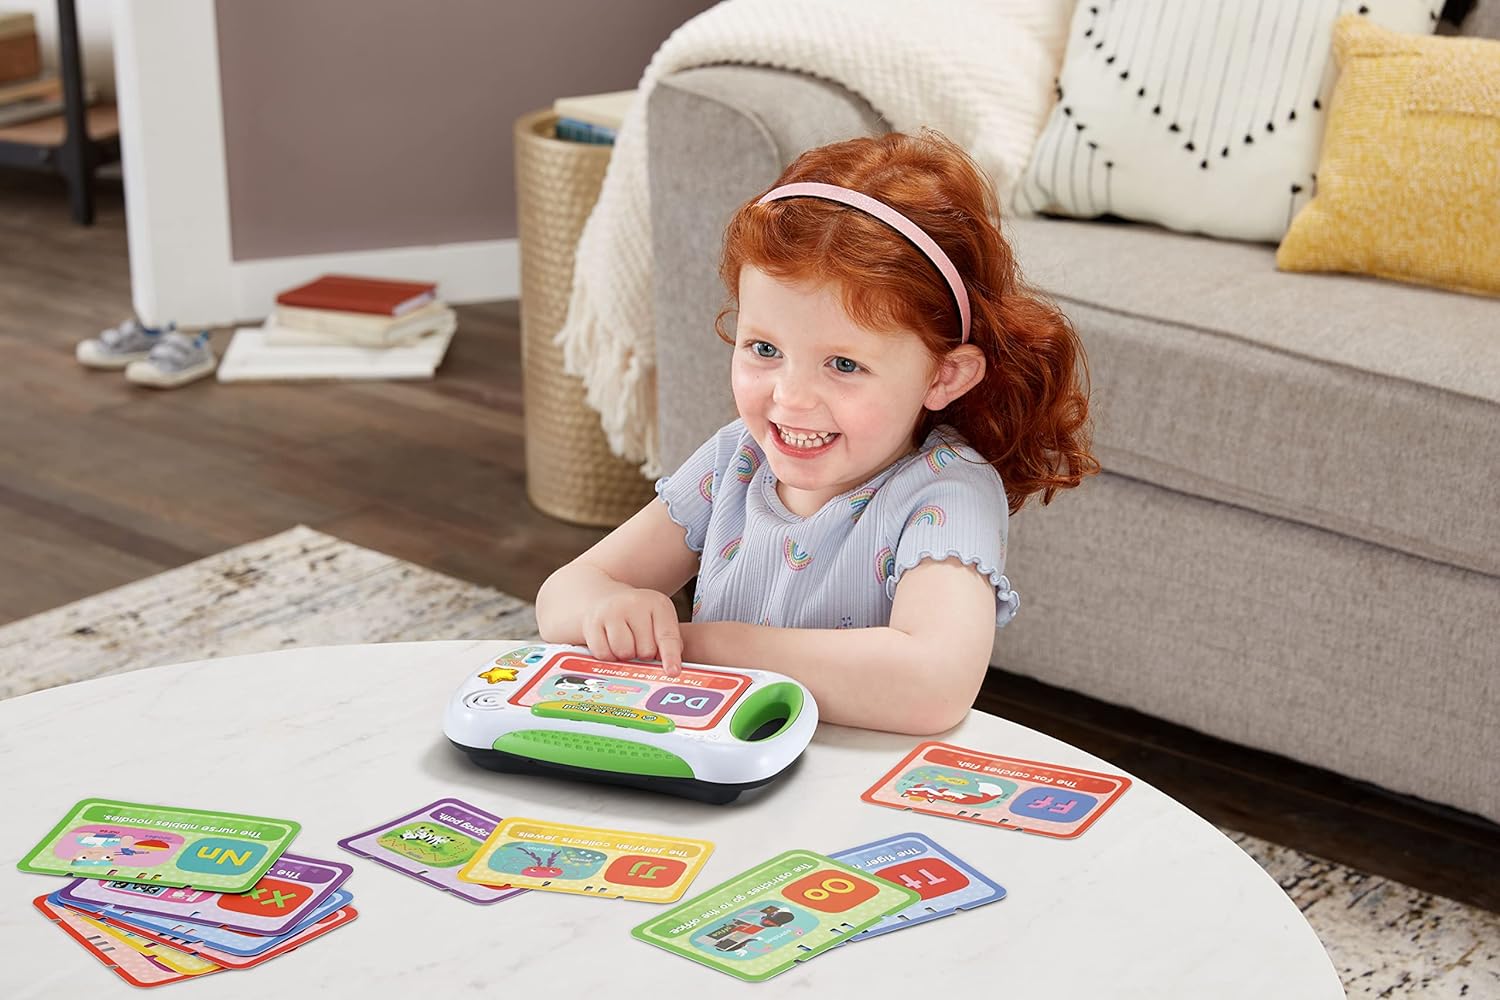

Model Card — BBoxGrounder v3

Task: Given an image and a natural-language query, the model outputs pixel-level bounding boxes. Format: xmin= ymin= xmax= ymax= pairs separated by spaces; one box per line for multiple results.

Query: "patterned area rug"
xmin=1 ymin=526 xmax=1495 ymax=997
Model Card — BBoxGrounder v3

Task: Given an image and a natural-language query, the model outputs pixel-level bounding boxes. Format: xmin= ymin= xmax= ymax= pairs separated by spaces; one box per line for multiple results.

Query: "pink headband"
xmin=756 ymin=181 xmax=972 ymax=343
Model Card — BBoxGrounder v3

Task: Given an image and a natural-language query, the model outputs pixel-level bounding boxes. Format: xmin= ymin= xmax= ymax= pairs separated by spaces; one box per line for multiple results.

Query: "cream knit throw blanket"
xmin=557 ymin=0 xmax=1072 ymax=475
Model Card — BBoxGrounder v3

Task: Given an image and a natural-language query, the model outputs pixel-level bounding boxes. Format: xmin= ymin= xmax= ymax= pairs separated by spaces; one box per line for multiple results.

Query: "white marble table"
xmin=0 ymin=641 xmax=1343 ymax=997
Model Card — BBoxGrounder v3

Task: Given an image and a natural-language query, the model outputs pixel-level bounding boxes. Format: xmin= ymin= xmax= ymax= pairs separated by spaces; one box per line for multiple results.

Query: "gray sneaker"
xmin=124 ymin=331 xmax=217 ymax=388
xmin=75 ymin=318 xmax=174 ymax=369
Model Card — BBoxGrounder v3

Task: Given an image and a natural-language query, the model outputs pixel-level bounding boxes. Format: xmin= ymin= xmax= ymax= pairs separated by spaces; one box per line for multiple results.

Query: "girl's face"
xmin=732 ymin=266 xmax=940 ymax=517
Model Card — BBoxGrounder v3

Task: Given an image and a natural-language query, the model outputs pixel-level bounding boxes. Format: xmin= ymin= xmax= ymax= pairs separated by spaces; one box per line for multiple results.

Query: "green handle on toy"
xmin=729 ymin=682 xmax=804 ymax=742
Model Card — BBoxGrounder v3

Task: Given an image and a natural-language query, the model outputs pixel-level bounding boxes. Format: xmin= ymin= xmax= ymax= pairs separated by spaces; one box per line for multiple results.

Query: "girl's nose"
xmin=771 ymin=368 xmax=817 ymax=410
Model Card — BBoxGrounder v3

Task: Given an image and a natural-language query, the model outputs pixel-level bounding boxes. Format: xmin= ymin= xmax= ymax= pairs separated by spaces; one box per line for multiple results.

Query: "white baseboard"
xmin=227 ymin=239 xmax=520 ymax=325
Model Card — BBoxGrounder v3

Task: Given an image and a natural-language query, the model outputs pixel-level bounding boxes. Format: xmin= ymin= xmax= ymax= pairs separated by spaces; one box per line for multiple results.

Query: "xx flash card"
xmin=19 ymin=798 xmax=300 ymax=892
xmin=84 ymin=902 xmax=358 ymax=971
xmin=58 ymin=853 xmax=352 ymax=936
xmin=632 ymin=849 xmax=920 ymax=983
xmin=457 ymin=817 xmax=713 ymax=903
xmin=92 ymin=889 xmax=353 ymax=958
xmin=829 ymin=832 xmax=1005 ymax=939
xmin=862 ymin=742 xmax=1131 ymax=839
xmin=339 ymin=797 xmax=525 ymax=905
xmin=34 ymin=894 xmax=221 ymax=988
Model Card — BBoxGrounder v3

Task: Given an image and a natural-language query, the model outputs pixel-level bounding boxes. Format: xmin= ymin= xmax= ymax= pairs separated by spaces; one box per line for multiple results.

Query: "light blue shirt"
xmin=656 ymin=419 xmax=1018 ymax=630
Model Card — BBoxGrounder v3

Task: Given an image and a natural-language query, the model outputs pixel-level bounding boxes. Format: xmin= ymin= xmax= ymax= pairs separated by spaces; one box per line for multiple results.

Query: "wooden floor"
xmin=3 ymin=170 xmax=1497 ymax=912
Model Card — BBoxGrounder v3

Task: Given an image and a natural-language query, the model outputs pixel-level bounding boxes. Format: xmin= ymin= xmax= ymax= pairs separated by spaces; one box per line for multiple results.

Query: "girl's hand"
xmin=581 ymin=588 xmax=685 ymax=677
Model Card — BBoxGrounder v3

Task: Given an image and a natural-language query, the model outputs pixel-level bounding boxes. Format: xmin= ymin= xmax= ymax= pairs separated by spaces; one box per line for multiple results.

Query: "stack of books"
xmin=0 ymin=12 xmax=99 ymax=129
xmin=552 ymin=89 xmax=634 ymax=145
xmin=219 ymin=275 xmax=457 ymax=382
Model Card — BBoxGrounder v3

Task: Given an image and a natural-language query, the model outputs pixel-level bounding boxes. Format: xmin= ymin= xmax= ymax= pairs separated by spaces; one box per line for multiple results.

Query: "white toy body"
xmin=444 ymin=644 xmax=818 ymax=803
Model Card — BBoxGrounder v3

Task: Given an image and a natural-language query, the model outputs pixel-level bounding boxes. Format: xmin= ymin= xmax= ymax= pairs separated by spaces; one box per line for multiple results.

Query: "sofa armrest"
xmin=648 ymin=65 xmax=886 ymax=471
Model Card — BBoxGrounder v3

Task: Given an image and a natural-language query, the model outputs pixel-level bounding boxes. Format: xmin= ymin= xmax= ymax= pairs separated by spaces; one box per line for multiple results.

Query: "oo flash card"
xmin=862 ymin=742 xmax=1131 ymax=839
xmin=339 ymin=797 xmax=525 ymax=905
xmin=18 ymin=798 xmax=300 ymax=892
xmin=457 ymin=817 xmax=713 ymax=903
xmin=34 ymin=894 xmax=221 ymax=988
xmin=633 ymin=850 xmax=919 ymax=982
xmin=829 ymin=832 xmax=1005 ymax=940
xmin=57 ymin=853 xmax=352 ymax=936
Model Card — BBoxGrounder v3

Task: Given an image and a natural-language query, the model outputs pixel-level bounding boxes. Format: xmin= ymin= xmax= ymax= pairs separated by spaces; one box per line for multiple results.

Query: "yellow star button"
xmin=479 ymin=667 xmax=519 ymax=684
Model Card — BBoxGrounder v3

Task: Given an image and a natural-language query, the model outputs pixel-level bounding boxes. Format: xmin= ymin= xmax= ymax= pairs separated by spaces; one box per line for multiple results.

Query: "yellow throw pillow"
xmin=1277 ymin=16 xmax=1500 ymax=297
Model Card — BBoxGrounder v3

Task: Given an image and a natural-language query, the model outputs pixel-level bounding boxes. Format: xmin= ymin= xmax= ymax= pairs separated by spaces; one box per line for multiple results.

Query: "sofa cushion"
xmin=1006 ymin=216 xmax=1500 ymax=576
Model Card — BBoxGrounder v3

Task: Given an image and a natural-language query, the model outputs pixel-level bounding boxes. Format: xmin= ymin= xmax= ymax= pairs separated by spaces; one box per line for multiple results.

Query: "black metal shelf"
xmin=0 ymin=0 xmax=120 ymax=224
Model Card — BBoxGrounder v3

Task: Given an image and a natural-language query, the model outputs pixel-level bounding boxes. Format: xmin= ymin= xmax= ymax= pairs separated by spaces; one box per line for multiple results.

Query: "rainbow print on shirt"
xmin=908 ymin=504 xmax=946 ymax=528
xmin=926 ymin=445 xmax=959 ymax=474
xmin=698 ymin=471 xmax=715 ymax=502
xmin=720 ymin=537 xmax=742 ymax=562
xmin=784 ymin=538 xmax=812 ymax=571
xmin=734 ymin=446 xmax=760 ymax=483
xmin=849 ymin=487 xmax=877 ymax=521
xmin=875 ymin=546 xmax=896 ymax=585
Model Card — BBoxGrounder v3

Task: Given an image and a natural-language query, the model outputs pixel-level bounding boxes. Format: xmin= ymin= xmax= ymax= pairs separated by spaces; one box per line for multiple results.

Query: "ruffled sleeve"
xmin=885 ymin=452 xmax=1019 ymax=627
xmin=653 ymin=419 xmax=746 ymax=554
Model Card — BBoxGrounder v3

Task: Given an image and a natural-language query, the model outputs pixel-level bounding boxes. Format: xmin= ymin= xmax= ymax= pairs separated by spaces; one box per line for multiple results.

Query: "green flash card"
xmin=632 ymin=849 xmax=919 ymax=983
xmin=18 ymin=798 xmax=300 ymax=893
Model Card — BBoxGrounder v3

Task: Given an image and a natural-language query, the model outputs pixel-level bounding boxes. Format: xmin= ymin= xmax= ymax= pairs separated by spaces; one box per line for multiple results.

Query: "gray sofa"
xmin=646 ymin=64 xmax=1500 ymax=823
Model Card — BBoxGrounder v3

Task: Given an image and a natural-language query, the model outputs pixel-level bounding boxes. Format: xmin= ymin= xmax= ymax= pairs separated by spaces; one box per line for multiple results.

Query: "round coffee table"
xmin=0 ymin=641 xmax=1343 ymax=997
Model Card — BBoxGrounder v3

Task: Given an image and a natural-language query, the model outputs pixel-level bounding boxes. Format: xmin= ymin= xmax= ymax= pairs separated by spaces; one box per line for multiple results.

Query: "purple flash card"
xmin=338 ymin=798 xmax=525 ymax=905
xmin=58 ymin=853 xmax=353 ymax=936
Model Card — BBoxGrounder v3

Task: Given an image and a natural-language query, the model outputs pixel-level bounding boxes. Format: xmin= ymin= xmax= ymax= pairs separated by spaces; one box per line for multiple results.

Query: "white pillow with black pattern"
xmin=1014 ymin=0 xmax=1442 ymax=242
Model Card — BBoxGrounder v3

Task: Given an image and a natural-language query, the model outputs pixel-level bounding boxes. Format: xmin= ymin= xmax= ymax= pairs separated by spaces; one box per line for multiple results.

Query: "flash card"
xmin=34 ymin=894 xmax=221 ymax=988
xmin=19 ymin=798 xmax=300 ymax=892
xmin=829 ymin=832 xmax=1005 ymax=939
xmin=85 ymin=902 xmax=358 ymax=971
xmin=339 ymin=797 xmax=524 ymax=905
xmin=88 ymin=889 xmax=352 ymax=958
xmin=862 ymin=742 xmax=1131 ymax=838
xmin=457 ymin=817 xmax=713 ymax=903
xmin=57 ymin=852 xmax=352 ymax=936
xmin=632 ymin=849 xmax=920 ymax=983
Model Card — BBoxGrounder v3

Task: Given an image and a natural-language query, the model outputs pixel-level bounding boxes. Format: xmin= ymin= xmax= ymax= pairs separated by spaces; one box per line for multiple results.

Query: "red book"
xmin=276 ymin=275 xmax=438 ymax=317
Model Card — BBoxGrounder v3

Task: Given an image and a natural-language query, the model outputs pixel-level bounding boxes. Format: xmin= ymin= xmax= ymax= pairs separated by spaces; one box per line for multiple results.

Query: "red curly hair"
xmin=715 ymin=130 xmax=1098 ymax=514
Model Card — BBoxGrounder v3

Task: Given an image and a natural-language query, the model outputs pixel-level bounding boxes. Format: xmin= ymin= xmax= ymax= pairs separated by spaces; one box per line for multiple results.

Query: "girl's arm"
xmin=679 ymin=556 xmax=998 ymax=734
xmin=535 ymin=499 xmax=701 ymax=669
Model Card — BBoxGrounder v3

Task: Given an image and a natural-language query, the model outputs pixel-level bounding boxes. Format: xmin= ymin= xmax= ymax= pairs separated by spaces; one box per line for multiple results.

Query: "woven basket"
xmin=514 ymin=108 xmax=655 ymax=527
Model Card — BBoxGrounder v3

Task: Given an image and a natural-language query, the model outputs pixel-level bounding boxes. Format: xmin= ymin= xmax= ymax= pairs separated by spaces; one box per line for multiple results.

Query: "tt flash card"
xmin=34 ymin=894 xmax=221 ymax=988
xmin=863 ymin=742 xmax=1131 ymax=838
xmin=19 ymin=798 xmax=300 ymax=892
xmin=339 ymin=797 xmax=525 ymax=905
xmin=632 ymin=849 xmax=920 ymax=982
xmin=457 ymin=817 xmax=713 ymax=903
xmin=829 ymin=832 xmax=1005 ymax=939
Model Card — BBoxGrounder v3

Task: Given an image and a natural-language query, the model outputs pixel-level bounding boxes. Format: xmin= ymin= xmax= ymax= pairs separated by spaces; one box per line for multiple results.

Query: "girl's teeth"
xmin=777 ymin=425 xmax=836 ymax=447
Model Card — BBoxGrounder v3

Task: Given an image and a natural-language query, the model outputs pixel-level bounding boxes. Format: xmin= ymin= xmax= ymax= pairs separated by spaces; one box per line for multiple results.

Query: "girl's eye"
xmin=831 ymin=357 xmax=860 ymax=374
xmin=751 ymin=341 xmax=780 ymax=359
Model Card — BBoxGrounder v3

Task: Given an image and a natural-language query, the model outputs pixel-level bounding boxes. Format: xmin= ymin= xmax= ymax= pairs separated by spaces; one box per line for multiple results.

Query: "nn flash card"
xmin=632 ymin=849 xmax=920 ymax=983
xmin=339 ymin=797 xmax=525 ymax=905
xmin=829 ymin=832 xmax=1005 ymax=940
xmin=457 ymin=817 xmax=713 ymax=903
xmin=862 ymin=742 xmax=1131 ymax=838
xmin=57 ymin=852 xmax=352 ymax=936
xmin=18 ymin=798 xmax=300 ymax=892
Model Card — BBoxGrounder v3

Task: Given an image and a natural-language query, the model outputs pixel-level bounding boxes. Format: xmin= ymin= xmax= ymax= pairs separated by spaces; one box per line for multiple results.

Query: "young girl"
xmin=536 ymin=130 xmax=1096 ymax=735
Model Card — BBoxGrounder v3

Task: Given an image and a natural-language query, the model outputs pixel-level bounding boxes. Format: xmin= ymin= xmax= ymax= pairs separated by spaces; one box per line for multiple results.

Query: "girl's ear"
xmin=923 ymin=344 xmax=986 ymax=411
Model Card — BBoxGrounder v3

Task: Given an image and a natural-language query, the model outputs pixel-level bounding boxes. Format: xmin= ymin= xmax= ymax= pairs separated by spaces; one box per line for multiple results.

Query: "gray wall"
xmin=214 ymin=0 xmax=714 ymax=262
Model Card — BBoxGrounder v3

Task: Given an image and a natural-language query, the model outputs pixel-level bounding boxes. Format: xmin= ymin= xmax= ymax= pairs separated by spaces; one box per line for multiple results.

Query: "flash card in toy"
xmin=457 ymin=817 xmax=713 ymax=902
xmin=86 ymin=901 xmax=359 ymax=971
xmin=90 ymin=889 xmax=352 ymax=958
xmin=18 ymin=798 xmax=300 ymax=892
xmin=58 ymin=852 xmax=352 ymax=936
xmin=632 ymin=849 xmax=920 ymax=982
xmin=34 ymin=894 xmax=221 ymax=988
xmin=862 ymin=742 xmax=1131 ymax=838
xmin=829 ymin=832 xmax=1005 ymax=940
xmin=339 ymin=797 xmax=524 ymax=905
